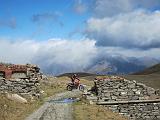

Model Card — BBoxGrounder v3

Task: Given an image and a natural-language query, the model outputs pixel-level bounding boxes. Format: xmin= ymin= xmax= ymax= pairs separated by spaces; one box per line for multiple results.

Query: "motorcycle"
xmin=66 ymin=82 xmax=85 ymax=91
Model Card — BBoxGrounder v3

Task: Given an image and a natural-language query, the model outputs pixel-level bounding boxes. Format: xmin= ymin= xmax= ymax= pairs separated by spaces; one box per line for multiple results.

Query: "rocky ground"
xmin=25 ymin=90 xmax=82 ymax=120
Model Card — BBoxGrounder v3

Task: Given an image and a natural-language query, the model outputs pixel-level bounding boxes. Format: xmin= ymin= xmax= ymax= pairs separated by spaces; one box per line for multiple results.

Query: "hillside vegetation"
xmin=124 ymin=63 xmax=160 ymax=90
xmin=134 ymin=63 xmax=160 ymax=75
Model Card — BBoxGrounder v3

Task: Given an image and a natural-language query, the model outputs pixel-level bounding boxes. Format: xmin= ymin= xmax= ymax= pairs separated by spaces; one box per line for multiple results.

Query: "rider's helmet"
xmin=73 ymin=74 xmax=77 ymax=77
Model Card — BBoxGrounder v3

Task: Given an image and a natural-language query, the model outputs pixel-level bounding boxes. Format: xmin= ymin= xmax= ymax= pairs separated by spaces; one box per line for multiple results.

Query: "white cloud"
xmin=0 ymin=38 xmax=159 ymax=75
xmin=94 ymin=0 xmax=160 ymax=17
xmin=94 ymin=0 xmax=131 ymax=17
xmin=0 ymin=39 xmax=39 ymax=63
xmin=86 ymin=10 xmax=160 ymax=49
xmin=73 ymin=0 xmax=87 ymax=14
xmin=32 ymin=39 xmax=97 ymax=74
xmin=96 ymin=46 xmax=160 ymax=59
xmin=0 ymin=38 xmax=97 ymax=75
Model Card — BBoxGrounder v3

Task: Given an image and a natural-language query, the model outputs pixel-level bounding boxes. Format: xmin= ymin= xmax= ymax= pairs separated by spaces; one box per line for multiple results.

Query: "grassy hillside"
xmin=123 ymin=74 xmax=160 ymax=89
xmin=134 ymin=63 xmax=160 ymax=75
xmin=126 ymin=63 xmax=160 ymax=89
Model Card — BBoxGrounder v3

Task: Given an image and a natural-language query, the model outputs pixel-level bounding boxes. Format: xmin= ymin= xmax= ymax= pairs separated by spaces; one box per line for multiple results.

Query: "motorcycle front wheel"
xmin=79 ymin=85 xmax=84 ymax=91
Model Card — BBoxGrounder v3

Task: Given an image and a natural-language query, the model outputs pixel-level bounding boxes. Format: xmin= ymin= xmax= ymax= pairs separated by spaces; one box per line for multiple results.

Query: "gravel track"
xmin=25 ymin=90 xmax=81 ymax=120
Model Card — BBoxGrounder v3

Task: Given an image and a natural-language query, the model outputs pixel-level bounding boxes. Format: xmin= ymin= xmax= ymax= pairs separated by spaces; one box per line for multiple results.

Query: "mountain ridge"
xmin=133 ymin=63 xmax=160 ymax=75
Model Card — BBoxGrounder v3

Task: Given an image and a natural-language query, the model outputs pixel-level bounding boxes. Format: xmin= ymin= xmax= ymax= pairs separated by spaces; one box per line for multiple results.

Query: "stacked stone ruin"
xmin=0 ymin=64 xmax=43 ymax=98
xmin=94 ymin=77 xmax=160 ymax=120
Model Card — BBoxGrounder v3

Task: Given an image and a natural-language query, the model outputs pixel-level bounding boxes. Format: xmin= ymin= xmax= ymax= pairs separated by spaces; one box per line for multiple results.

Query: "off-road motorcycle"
xmin=66 ymin=82 xmax=84 ymax=91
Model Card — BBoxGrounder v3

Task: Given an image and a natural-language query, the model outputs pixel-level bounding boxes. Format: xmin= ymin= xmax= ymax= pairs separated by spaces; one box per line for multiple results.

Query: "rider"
xmin=71 ymin=74 xmax=80 ymax=87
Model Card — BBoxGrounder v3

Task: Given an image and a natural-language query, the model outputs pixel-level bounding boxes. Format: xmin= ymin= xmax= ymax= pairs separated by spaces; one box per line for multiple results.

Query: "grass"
xmin=40 ymin=77 xmax=69 ymax=98
xmin=73 ymin=99 xmax=127 ymax=120
xmin=0 ymin=94 xmax=43 ymax=120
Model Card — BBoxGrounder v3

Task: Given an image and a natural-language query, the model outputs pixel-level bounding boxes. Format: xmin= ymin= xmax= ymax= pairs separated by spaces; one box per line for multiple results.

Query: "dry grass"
xmin=40 ymin=77 xmax=69 ymax=98
xmin=0 ymin=94 xmax=43 ymax=120
xmin=123 ymin=74 xmax=160 ymax=89
xmin=80 ymin=78 xmax=94 ymax=86
xmin=73 ymin=100 xmax=127 ymax=120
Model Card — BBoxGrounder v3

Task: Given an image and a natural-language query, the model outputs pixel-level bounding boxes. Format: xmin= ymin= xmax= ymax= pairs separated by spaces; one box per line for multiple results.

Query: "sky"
xmin=0 ymin=0 xmax=91 ymax=40
xmin=0 ymin=0 xmax=160 ymax=75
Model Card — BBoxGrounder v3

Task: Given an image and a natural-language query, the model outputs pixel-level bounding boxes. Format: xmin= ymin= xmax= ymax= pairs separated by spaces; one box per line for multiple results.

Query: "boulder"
xmin=6 ymin=93 xmax=27 ymax=103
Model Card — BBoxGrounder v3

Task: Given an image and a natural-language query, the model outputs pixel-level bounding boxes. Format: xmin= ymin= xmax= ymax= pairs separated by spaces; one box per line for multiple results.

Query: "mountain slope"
xmin=134 ymin=63 xmax=160 ymax=75
xmin=85 ymin=56 xmax=158 ymax=75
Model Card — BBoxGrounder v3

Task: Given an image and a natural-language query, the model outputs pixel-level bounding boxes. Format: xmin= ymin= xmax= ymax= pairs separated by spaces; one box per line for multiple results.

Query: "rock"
xmin=6 ymin=93 xmax=27 ymax=103
xmin=89 ymin=100 xmax=94 ymax=105
xmin=135 ymin=90 xmax=141 ymax=95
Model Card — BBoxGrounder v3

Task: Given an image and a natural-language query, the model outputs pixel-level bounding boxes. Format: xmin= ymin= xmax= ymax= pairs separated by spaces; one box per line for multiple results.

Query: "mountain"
xmin=85 ymin=56 xmax=160 ymax=75
xmin=133 ymin=63 xmax=160 ymax=75
xmin=40 ymin=55 xmax=160 ymax=76
xmin=57 ymin=72 xmax=96 ymax=77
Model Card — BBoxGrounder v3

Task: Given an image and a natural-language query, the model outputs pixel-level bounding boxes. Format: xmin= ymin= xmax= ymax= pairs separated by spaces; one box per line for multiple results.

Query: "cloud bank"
xmin=0 ymin=38 xmax=97 ymax=75
xmin=0 ymin=38 xmax=159 ymax=75
xmin=86 ymin=10 xmax=160 ymax=49
xmin=94 ymin=0 xmax=160 ymax=17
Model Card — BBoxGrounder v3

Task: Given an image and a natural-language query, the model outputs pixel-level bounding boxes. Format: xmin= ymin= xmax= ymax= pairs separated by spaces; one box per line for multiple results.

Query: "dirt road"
xmin=25 ymin=90 xmax=81 ymax=120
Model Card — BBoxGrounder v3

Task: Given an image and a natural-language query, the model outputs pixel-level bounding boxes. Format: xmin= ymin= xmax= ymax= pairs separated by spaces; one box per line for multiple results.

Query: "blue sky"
xmin=0 ymin=0 xmax=91 ymax=40
xmin=0 ymin=0 xmax=160 ymax=75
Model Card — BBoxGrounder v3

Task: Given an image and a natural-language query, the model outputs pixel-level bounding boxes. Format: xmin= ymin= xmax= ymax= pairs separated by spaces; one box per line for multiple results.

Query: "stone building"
xmin=0 ymin=64 xmax=43 ymax=98
xmin=0 ymin=64 xmax=42 ymax=80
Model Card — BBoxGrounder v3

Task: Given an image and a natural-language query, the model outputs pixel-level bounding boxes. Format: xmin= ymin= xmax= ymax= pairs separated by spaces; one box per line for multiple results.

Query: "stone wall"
xmin=0 ymin=78 xmax=40 ymax=98
xmin=95 ymin=79 xmax=159 ymax=102
xmin=11 ymin=72 xmax=27 ymax=79
xmin=93 ymin=77 xmax=160 ymax=120
xmin=105 ymin=102 xmax=160 ymax=120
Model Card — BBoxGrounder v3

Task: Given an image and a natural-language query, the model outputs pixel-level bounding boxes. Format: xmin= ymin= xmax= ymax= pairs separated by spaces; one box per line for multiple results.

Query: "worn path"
xmin=25 ymin=90 xmax=81 ymax=120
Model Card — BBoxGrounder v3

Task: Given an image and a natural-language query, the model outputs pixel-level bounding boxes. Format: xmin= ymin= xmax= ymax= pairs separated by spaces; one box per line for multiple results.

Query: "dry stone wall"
xmin=96 ymin=79 xmax=159 ymax=102
xmin=94 ymin=77 xmax=160 ymax=120
xmin=0 ymin=78 xmax=40 ymax=98
xmin=106 ymin=102 xmax=160 ymax=120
